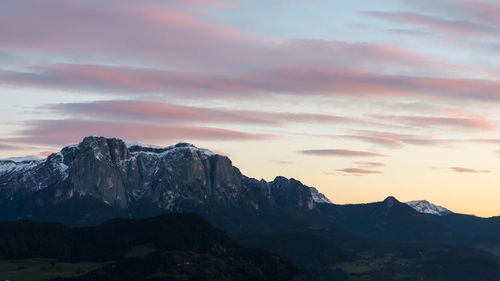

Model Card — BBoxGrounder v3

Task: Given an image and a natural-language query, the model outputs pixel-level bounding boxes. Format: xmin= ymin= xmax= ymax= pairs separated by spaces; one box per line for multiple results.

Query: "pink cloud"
xmin=441 ymin=109 xmax=462 ymax=116
xmin=3 ymin=119 xmax=272 ymax=147
xmin=370 ymin=115 xmax=496 ymax=130
xmin=0 ymin=0 xmax=253 ymax=72
xmin=0 ymin=0 xmax=490 ymax=76
xmin=338 ymin=135 xmax=405 ymax=148
xmin=281 ymin=40 xmax=467 ymax=75
xmin=47 ymin=100 xmax=351 ymax=126
xmin=337 ymin=168 xmax=383 ymax=174
xmin=180 ymin=0 xmax=234 ymax=8
xmin=39 ymin=151 xmax=55 ymax=157
xmin=450 ymin=167 xmax=490 ymax=173
xmin=299 ymin=149 xmax=387 ymax=157
xmin=5 ymin=64 xmax=500 ymax=102
xmin=317 ymin=129 xmax=500 ymax=149
xmin=354 ymin=161 xmax=385 ymax=168
xmin=468 ymin=139 xmax=500 ymax=144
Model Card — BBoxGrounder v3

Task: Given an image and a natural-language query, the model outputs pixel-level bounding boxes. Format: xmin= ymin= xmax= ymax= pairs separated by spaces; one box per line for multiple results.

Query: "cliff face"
xmin=0 ymin=136 xmax=330 ymax=213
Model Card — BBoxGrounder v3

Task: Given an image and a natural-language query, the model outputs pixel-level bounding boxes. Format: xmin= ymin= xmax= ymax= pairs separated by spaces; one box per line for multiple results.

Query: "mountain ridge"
xmin=0 ymin=136 xmax=330 ymax=226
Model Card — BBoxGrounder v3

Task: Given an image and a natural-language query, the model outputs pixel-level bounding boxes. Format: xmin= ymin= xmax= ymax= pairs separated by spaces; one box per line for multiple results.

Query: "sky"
xmin=1 ymin=0 xmax=500 ymax=217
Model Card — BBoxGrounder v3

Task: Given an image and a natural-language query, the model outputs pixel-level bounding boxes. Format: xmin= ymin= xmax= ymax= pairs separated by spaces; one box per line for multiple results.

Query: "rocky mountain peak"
xmin=383 ymin=196 xmax=399 ymax=209
xmin=268 ymin=177 xmax=316 ymax=210
xmin=0 ymin=136 xmax=332 ymax=221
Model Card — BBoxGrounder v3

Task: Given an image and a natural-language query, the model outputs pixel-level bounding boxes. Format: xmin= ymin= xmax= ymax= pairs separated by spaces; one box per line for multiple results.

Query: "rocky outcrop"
xmin=0 ymin=136 xmax=331 ymax=213
xmin=268 ymin=177 xmax=315 ymax=210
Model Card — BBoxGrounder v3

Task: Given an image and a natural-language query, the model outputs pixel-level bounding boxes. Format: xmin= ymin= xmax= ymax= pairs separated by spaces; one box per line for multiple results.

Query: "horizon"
xmin=2 ymin=0 xmax=500 ymax=217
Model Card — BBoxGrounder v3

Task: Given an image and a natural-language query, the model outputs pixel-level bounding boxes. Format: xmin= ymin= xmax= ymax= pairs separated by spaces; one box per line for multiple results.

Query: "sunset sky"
xmin=2 ymin=0 xmax=500 ymax=216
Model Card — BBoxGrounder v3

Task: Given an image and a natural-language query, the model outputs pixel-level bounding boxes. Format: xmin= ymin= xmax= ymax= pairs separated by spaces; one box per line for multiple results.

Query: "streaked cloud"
xmin=450 ymin=167 xmax=490 ymax=173
xmin=0 ymin=143 xmax=25 ymax=151
xmin=4 ymin=64 xmax=500 ymax=101
xmin=2 ymin=119 xmax=272 ymax=147
xmin=337 ymin=168 xmax=383 ymax=174
xmin=299 ymin=149 xmax=387 ymax=157
xmin=46 ymin=100 xmax=351 ymax=126
xmin=354 ymin=161 xmax=385 ymax=168
xmin=362 ymin=11 xmax=500 ymax=38
xmin=370 ymin=115 xmax=496 ymax=130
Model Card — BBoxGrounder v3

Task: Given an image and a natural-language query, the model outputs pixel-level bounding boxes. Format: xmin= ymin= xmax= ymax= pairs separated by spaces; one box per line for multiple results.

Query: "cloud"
xmin=0 ymin=0 xmax=252 ymax=71
xmin=338 ymin=135 xmax=405 ymax=148
xmin=450 ymin=167 xmax=490 ymax=173
xmin=39 ymin=151 xmax=56 ymax=157
xmin=0 ymin=143 xmax=25 ymax=151
xmin=4 ymin=64 xmax=500 ymax=102
xmin=270 ymin=160 xmax=295 ymax=165
xmin=46 ymin=100 xmax=351 ymax=126
xmin=354 ymin=161 xmax=385 ymax=168
xmin=336 ymin=168 xmax=383 ymax=174
xmin=361 ymin=11 xmax=500 ymax=37
xmin=299 ymin=149 xmax=387 ymax=157
xmin=2 ymin=119 xmax=272 ymax=147
xmin=2 ymin=0 xmax=468 ymax=76
xmin=313 ymin=129 xmax=500 ymax=149
xmin=370 ymin=114 xmax=496 ymax=130
xmin=404 ymin=0 xmax=500 ymax=25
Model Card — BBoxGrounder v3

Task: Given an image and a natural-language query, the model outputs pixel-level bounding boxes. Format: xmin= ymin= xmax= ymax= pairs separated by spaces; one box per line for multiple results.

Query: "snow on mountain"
xmin=309 ymin=186 xmax=331 ymax=204
xmin=0 ymin=159 xmax=41 ymax=175
xmin=405 ymin=200 xmax=453 ymax=216
xmin=125 ymin=141 xmax=163 ymax=149
xmin=0 ymin=136 xmax=329 ymax=213
xmin=1 ymin=155 xmax=42 ymax=162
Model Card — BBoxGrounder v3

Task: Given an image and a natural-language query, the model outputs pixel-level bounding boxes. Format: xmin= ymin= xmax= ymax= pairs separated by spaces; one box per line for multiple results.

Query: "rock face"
xmin=267 ymin=177 xmax=316 ymax=210
xmin=0 ymin=136 xmax=331 ymax=214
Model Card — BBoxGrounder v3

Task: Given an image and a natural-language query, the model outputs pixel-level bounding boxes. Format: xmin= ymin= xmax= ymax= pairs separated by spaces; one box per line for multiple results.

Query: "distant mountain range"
xmin=2 ymin=136 xmax=500 ymax=281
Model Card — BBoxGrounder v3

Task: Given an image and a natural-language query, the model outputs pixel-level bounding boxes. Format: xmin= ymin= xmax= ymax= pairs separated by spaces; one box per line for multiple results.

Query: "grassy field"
xmin=125 ymin=244 xmax=157 ymax=258
xmin=0 ymin=258 xmax=104 ymax=281
xmin=330 ymin=259 xmax=414 ymax=281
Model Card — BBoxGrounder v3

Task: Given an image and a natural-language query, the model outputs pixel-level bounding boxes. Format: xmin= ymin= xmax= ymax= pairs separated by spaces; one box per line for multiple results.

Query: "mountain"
xmin=318 ymin=196 xmax=462 ymax=244
xmin=0 ymin=213 xmax=315 ymax=281
xmin=0 ymin=136 xmax=327 ymax=226
xmin=3 ymin=136 xmax=500 ymax=281
xmin=0 ymin=155 xmax=42 ymax=162
xmin=405 ymin=200 xmax=453 ymax=216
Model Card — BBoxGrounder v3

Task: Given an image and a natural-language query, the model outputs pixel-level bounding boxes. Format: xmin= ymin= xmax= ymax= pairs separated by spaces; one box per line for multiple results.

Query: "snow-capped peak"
xmin=125 ymin=141 xmax=163 ymax=149
xmin=309 ymin=186 xmax=332 ymax=204
xmin=405 ymin=200 xmax=452 ymax=216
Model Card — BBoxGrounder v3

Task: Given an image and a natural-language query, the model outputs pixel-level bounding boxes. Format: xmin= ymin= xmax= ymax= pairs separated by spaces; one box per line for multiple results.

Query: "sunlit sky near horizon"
xmin=2 ymin=0 xmax=500 ymax=216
